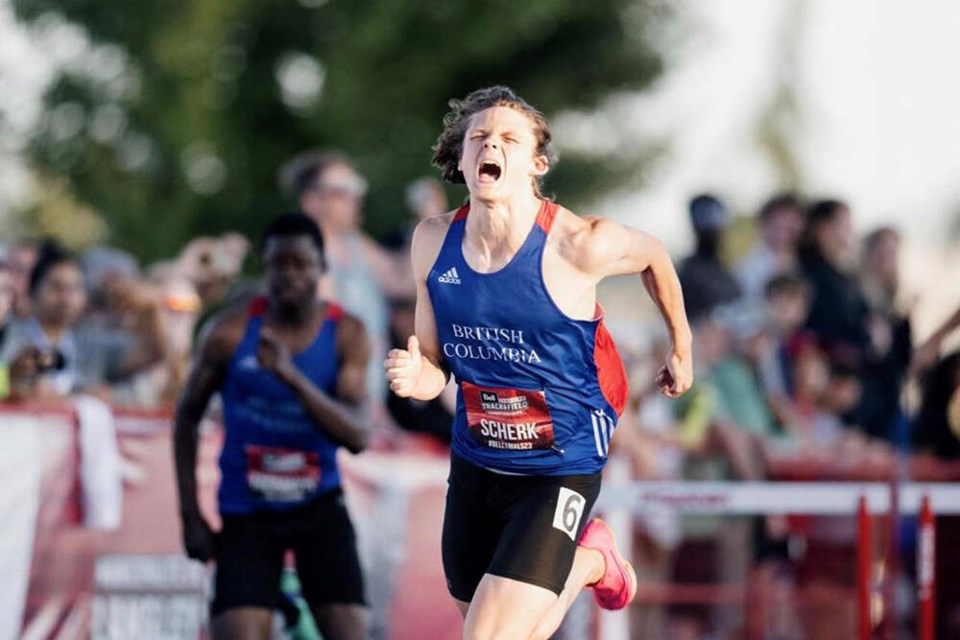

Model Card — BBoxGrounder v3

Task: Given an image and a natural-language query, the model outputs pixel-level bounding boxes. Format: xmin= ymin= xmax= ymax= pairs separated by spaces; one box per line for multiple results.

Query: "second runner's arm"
xmin=257 ymin=318 xmax=371 ymax=454
xmin=173 ymin=316 xmax=237 ymax=561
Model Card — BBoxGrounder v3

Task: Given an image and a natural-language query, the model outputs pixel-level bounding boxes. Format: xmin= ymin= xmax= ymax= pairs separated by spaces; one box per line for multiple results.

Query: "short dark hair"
xmin=29 ymin=240 xmax=79 ymax=296
xmin=432 ymin=86 xmax=556 ymax=198
xmin=764 ymin=272 xmax=811 ymax=300
xmin=278 ymin=149 xmax=355 ymax=200
xmin=806 ymin=199 xmax=847 ymax=226
xmin=259 ymin=212 xmax=326 ymax=259
xmin=758 ymin=192 xmax=803 ymax=222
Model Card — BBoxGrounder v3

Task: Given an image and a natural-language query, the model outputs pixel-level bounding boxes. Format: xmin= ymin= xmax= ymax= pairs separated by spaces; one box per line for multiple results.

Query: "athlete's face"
xmin=262 ymin=236 xmax=324 ymax=312
xmin=459 ymin=107 xmax=549 ymax=201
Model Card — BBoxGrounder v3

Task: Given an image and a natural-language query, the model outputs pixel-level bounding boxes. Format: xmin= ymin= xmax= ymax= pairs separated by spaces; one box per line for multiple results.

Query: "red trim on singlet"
xmin=247 ymin=295 xmax=268 ymax=317
xmin=535 ymin=200 xmax=558 ymax=233
xmin=594 ymin=316 xmax=628 ymax=417
xmin=450 ymin=200 xmax=557 ymax=230
xmin=326 ymin=302 xmax=344 ymax=321
xmin=247 ymin=295 xmax=344 ymax=323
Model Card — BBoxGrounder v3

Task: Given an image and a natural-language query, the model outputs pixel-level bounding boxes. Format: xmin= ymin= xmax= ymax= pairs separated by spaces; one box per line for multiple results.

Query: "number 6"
xmin=553 ymin=487 xmax=586 ymax=541
xmin=563 ymin=493 xmax=582 ymax=531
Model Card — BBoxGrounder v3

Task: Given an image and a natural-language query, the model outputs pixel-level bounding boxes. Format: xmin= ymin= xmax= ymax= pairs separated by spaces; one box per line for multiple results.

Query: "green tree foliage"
xmin=14 ymin=0 xmax=666 ymax=261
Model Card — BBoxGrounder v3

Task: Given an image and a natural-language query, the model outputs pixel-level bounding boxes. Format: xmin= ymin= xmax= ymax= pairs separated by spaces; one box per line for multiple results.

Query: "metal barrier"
xmin=596 ymin=480 xmax=960 ymax=640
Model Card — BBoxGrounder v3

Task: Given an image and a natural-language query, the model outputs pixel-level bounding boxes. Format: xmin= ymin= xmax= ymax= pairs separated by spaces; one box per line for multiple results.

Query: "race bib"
xmin=461 ymin=381 xmax=555 ymax=451
xmin=245 ymin=446 xmax=320 ymax=504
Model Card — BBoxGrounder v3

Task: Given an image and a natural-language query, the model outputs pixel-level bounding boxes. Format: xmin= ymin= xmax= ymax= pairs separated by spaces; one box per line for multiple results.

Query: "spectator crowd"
xmin=616 ymin=192 xmax=960 ymax=639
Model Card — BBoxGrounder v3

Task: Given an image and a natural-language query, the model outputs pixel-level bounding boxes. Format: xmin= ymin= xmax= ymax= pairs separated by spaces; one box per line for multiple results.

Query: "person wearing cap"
xmin=677 ymin=194 xmax=742 ymax=321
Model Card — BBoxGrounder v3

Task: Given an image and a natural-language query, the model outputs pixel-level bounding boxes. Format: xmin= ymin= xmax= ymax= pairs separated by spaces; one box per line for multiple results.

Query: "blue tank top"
xmin=218 ymin=301 xmax=344 ymax=514
xmin=427 ymin=200 xmax=628 ymax=475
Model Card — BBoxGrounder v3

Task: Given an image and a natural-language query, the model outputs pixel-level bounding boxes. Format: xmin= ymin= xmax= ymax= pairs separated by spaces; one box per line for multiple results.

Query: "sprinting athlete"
xmin=385 ymin=86 xmax=693 ymax=639
xmin=175 ymin=213 xmax=369 ymax=640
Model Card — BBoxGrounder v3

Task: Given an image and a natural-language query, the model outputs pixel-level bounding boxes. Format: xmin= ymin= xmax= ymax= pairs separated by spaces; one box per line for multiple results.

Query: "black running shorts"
xmin=442 ymin=454 xmax=602 ymax=601
xmin=210 ymin=488 xmax=365 ymax=618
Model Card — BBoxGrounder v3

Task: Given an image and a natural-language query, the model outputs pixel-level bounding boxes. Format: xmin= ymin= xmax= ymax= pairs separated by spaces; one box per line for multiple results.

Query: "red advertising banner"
xmin=2 ymin=406 xmax=460 ymax=640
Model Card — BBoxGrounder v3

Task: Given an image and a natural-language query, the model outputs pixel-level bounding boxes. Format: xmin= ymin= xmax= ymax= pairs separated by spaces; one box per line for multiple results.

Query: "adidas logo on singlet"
xmin=438 ymin=267 xmax=461 ymax=285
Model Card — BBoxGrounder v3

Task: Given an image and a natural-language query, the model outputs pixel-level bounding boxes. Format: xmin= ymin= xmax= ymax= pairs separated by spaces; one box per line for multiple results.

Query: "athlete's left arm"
xmin=258 ymin=316 xmax=371 ymax=453
xmin=582 ymin=218 xmax=693 ymax=398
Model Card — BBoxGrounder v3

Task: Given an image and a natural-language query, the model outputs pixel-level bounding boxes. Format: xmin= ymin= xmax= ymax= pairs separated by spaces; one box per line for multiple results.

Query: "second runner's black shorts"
xmin=442 ymin=453 xmax=602 ymax=601
xmin=210 ymin=487 xmax=366 ymax=618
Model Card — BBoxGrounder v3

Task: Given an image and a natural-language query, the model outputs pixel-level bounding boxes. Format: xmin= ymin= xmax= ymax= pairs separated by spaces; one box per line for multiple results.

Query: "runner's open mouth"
xmin=478 ymin=161 xmax=502 ymax=182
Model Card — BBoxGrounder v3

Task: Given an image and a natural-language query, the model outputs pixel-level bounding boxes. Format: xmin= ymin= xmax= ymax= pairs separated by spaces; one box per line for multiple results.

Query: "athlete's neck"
xmin=267 ymin=299 xmax=322 ymax=327
xmin=465 ymin=192 xmax=542 ymax=252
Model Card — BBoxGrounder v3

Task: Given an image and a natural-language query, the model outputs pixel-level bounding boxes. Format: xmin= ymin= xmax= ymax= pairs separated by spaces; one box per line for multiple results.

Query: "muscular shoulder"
xmin=549 ymin=207 xmax=623 ymax=272
xmin=335 ymin=311 xmax=368 ymax=347
xmin=549 ymin=207 xmax=660 ymax=277
xmin=410 ymin=210 xmax=457 ymax=279
xmin=198 ymin=303 xmax=249 ymax=361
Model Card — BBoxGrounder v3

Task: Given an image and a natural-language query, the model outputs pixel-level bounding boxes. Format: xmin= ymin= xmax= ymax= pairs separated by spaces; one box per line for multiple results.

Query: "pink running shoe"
xmin=578 ymin=518 xmax=637 ymax=610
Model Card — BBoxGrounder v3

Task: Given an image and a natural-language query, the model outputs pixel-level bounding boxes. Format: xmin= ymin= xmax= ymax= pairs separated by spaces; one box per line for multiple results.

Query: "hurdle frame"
xmin=593 ymin=481 xmax=960 ymax=640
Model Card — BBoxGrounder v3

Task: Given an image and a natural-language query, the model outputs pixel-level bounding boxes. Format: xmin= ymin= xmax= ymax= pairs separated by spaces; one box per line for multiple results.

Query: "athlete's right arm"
xmin=173 ymin=310 xmax=242 ymax=561
xmin=385 ymin=216 xmax=450 ymax=401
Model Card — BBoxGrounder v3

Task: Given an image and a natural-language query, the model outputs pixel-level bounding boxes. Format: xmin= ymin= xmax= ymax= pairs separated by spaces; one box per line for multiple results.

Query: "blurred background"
xmin=3 ymin=0 xmax=960 ymax=638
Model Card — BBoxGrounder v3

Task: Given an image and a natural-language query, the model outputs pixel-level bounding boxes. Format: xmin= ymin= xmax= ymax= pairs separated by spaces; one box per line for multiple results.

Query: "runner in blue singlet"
xmin=385 ymin=86 xmax=694 ymax=639
xmin=175 ymin=213 xmax=370 ymax=640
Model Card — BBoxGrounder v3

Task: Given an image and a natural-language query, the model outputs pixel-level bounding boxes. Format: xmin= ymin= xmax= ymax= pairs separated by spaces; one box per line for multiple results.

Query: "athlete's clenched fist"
xmin=655 ymin=348 xmax=693 ymax=399
xmin=384 ymin=335 xmax=423 ymax=397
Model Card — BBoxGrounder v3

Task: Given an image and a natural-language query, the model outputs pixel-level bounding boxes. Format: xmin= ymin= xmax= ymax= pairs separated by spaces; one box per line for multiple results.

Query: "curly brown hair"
xmin=431 ymin=86 xmax=557 ymax=198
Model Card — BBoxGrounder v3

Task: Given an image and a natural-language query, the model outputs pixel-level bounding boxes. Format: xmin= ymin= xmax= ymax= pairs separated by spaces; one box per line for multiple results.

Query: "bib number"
xmin=245 ymin=446 xmax=320 ymax=504
xmin=552 ymin=487 xmax=586 ymax=541
xmin=460 ymin=381 xmax=555 ymax=451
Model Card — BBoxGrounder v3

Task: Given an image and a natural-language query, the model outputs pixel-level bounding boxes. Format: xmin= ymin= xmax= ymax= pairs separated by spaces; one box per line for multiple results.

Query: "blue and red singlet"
xmin=427 ymin=200 xmax=628 ymax=475
xmin=218 ymin=300 xmax=345 ymax=514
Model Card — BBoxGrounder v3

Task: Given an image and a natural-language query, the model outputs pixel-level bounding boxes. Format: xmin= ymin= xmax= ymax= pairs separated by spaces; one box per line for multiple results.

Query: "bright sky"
xmin=587 ymin=0 xmax=960 ymax=254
